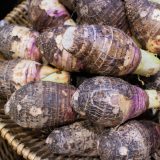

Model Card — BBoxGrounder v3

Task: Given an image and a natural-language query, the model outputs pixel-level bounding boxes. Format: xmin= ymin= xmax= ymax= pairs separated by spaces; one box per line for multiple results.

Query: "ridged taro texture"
xmin=46 ymin=121 xmax=101 ymax=157
xmin=5 ymin=81 xmax=77 ymax=128
xmin=60 ymin=0 xmax=129 ymax=33
xmin=98 ymin=120 xmax=160 ymax=160
xmin=124 ymin=0 xmax=160 ymax=54
xmin=0 ymin=22 xmax=40 ymax=61
xmin=72 ymin=77 xmax=149 ymax=127
xmin=0 ymin=59 xmax=41 ymax=99
xmin=47 ymin=156 xmax=100 ymax=160
xmin=36 ymin=26 xmax=83 ymax=72
xmin=38 ymin=25 xmax=141 ymax=75
xmin=0 ymin=58 xmax=70 ymax=100
xmin=29 ymin=0 xmax=74 ymax=31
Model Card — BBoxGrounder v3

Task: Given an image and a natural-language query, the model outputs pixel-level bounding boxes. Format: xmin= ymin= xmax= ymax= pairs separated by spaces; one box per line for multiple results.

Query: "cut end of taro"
xmin=145 ymin=90 xmax=160 ymax=109
xmin=40 ymin=66 xmax=70 ymax=84
xmin=149 ymin=0 xmax=160 ymax=4
xmin=134 ymin=49 xmax=160 ymax=77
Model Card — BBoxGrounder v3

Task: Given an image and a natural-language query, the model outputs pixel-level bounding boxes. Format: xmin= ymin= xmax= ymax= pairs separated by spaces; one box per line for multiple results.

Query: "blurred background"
xmin=0 ymin=0 xmax=19 ymax=19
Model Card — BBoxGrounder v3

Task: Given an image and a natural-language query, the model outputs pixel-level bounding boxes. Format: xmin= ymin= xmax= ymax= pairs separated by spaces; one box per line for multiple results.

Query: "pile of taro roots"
xmin=0 ymin=0 xmax=160 ymax=159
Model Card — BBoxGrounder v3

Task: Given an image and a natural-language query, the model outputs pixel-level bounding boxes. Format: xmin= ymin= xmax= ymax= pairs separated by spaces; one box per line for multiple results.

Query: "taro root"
xmin=4 ymin=81 xmax=76 ymax=128
xmin=46 ymin=121 xmax=101 ymax=157
xmin=29 ymin=0 xmax=76 ymax=31
xmin=60 ymin=0 xmax=129 ymax=33
xmin=36 ymin=26 xmax=83 ymax=72
xmin=72 ymin=76 xmax=160 ymax=127
xmin=124 ymin=0 xmax=160 ymax=54
xmin=0 ymin=59 xmax=70 ymax=99
xmin=98 ymin=120 xmax=160 ymax=160
xmin=0 ymin=21 xmax=40 ymax=61
xmin=48 ymin=156 xmax=100 ymax=160
xmin=61 ymin=25 xmax=160 ymax=77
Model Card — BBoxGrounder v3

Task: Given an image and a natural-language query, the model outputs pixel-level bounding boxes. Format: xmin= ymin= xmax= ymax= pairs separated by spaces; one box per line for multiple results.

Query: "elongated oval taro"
xmin=38 ymin=24 xmax=160 ymax=77
xmin=4 ymin=81 xmax=76 ymax=128
xmin=72 ymin=76 xmax=160 ymax=127
xmin=46 ymin=121 xmax=101 ymax=157
xmin=99 ymin=120 xmax=160 ymax=160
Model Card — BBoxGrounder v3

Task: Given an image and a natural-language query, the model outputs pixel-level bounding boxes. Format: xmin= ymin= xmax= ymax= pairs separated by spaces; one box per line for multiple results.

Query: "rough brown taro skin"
xmin=48 ymin=156 xmax=100 ymax=160
xmin=72 ymin=77 xmax=149 ymax=127
xmin=46 ymin=121 xmax=102 ymax=157
xmin=60 ymin=0 xmax=129 ymax=33
xmin=0 ymin=59 xmax=17 ymax=100
xmin=124 ymin=0 xmax=160 ymax=54
xmin=0 ymin=59 xmax=40 ymax=100
xmin=36 ymin=27 xmax=83 ymax=72
xmin=62 ymin=25 xmax=141 ymax=76
xmin=29 ymin=0 xmax=70 ymax=32
xmin=98 ymin=120 xmax=160 ymax=160
xmin=4 ymin=81 xmax=77 ymax=128
xmin=0 ymin=23 xmax=40 ymax=61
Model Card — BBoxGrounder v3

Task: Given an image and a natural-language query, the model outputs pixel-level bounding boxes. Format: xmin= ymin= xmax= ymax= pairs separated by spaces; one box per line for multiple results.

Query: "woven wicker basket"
xmin=0 ymin=134 xmax=22 ymax=160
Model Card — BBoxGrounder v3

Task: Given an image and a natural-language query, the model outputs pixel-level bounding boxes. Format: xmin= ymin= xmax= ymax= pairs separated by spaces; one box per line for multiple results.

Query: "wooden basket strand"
xmin=0 ymin=108 xmax=53 ymax=160
xmin=4 ymin=0 xmax=31 ymax=27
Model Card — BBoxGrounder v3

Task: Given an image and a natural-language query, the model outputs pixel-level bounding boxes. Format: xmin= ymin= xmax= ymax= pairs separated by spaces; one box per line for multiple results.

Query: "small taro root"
xmin=29 ymin=0 xmax=75 ymax=31
xmin=60 ymin=0 xmax=129 ymax=33
xmin=46 ymin=121 xmax=101 ymax=157
xmin=72 ymin=76 xmax=160 ymax=127
xmin=124 ymin=0 xmax=160 ymax=54
xmin=5 ymin=81 xmax=76 ymax=128
xmin=0 ymin=59 xmax=70 ymax=99
xmin=61 ymin=25 xmax=160 ymax=77
xmin=98 ymin=120 xmax=160 ymax=160
xmin=0 ymin=21 xmax=40 ymax=61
